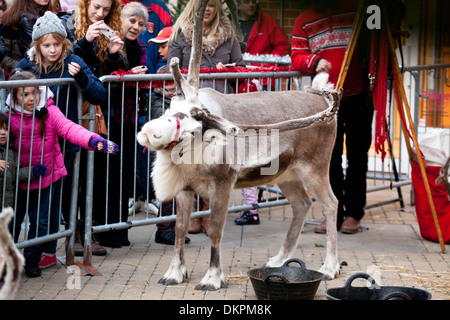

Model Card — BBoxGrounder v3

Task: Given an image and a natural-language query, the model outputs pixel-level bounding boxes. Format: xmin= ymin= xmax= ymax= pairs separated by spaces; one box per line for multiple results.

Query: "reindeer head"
xmin=136 ymin=57 xmax=243 ymax=151
xmin=136 ymin=52 xmax=205 ymax=150
xmin=137 ymin=0 xmax=234 ymax=152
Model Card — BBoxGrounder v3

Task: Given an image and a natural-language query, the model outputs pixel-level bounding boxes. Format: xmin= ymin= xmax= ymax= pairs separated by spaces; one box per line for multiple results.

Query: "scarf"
xmin=6 ymin=86 xmax=54 ymax=117
xmin=182 ymin=16 xmax=233 ymax=56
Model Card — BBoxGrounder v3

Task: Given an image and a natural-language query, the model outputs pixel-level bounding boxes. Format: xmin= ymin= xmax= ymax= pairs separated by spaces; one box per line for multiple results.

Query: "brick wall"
xmin=257 ymin=0 xmax=311 ymax=51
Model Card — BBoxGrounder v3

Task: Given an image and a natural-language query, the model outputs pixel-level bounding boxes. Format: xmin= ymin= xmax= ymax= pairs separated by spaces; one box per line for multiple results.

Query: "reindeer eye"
xmin=167 ymin=118 xmax=172 ymax=122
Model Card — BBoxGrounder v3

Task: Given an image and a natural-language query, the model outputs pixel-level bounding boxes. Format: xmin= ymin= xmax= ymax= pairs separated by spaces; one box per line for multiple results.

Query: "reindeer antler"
xmin=436 ymin=156 xmax=450 ymax=200
xmin=187 ymin=0 xmax=208 ymax=91
xmin=224 ymin=0 xmax=243 ymax=43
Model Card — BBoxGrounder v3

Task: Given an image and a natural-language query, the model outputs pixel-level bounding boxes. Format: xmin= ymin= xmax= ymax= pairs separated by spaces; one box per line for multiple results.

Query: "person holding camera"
xmin=61 ymin=0 xmax=125 ymax=77
xmin=61 ymin=0 xmax=134 ymax=249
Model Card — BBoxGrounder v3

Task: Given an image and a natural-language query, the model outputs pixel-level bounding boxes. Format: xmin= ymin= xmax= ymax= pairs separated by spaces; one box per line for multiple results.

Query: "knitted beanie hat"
xmin=32 ymin=11 xmax=67 ymax=41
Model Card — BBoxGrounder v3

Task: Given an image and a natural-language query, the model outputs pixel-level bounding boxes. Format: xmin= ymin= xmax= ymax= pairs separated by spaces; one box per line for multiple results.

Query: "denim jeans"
xmin=14 ymin=180 xmax=62 ymax=263
xmin=135 ymin=144 xmax=156 ymax=201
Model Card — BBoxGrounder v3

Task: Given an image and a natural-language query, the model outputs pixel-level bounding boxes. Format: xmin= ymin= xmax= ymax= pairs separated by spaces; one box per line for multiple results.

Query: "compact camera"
xmin=100 ymin=23 xmax=116 ymax=40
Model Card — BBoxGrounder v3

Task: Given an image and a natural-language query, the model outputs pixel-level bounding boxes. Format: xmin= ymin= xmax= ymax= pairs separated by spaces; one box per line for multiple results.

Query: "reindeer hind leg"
xmin=266 ymin=180 xmax=312 ymax=267
xmin=306 ymin=174 xmax=340 ymax=280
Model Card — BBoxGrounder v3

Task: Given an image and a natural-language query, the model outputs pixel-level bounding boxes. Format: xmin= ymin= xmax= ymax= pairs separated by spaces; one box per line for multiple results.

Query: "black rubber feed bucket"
xmin=248 ymin=258 xmax=325 ymax=300
xmin=325 ymin=273 xmax=432 ymax=300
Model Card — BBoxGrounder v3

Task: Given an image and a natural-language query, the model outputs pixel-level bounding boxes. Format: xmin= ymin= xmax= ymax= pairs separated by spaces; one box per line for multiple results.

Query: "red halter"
xmin=142 ymin=116 xmax=181 ymax=153
xmin=163 ymin=116 xmax=181 ymax=150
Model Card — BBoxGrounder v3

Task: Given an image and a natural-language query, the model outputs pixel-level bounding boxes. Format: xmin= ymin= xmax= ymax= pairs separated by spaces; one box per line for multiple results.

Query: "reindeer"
xmin=0 ymin=208 xmax=24 ymax=300
xmin=137 ymin=0 xmax=342 ymax=290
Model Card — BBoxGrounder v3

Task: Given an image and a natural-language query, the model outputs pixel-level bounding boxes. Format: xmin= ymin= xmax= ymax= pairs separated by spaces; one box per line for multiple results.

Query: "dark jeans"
xmin=135 ymin=144 xmax=156 ymax=201
xmin=93 ymin=123 xmax=134 ymax=246
xmin=136 ymin=140 xmax=174 ymax=234
xmin=157 ymin=201 xmax=176 ymax=234
xmin=12 ymin=180 xmax=62 ymax=264
xmin=60 ymin=150 xmax=77 ymax=224
xmin=329 ymin=94 xmax=374 ymax=227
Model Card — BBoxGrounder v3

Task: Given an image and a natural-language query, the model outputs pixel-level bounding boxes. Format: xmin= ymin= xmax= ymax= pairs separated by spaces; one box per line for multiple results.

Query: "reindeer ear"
xmin=170 ymin=57 xmax=198 ymax=102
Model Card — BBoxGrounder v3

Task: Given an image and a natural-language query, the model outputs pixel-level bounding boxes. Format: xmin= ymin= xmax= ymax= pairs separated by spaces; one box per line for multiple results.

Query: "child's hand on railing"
xmin=89 ymin=136 xmax=118 ymax=154
xmin=68 ymin=62 xmax=81 ymax=77
xmin=0 ymin=160 xmax=8 ymax=172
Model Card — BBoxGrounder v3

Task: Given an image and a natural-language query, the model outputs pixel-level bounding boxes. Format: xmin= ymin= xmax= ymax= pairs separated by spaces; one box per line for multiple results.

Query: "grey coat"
xmin=168 ymin=29 xmax=245 ymax=94
xmin=0 ymin=145 xmax=32 ymax=208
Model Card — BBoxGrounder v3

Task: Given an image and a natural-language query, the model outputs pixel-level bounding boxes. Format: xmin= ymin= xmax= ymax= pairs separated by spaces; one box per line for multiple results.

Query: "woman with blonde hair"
xmin=168 ymin=0 xmax=245 ymax=235
xmin=168 ymin=0 xmax=245 ymax=94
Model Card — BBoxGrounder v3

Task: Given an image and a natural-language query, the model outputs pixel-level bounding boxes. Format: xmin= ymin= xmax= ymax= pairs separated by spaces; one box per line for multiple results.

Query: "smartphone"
xmin=100 ymin=23 xmax=116 ymax=40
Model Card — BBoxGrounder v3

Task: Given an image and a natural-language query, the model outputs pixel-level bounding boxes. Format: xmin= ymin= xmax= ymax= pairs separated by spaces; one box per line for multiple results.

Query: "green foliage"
xmin=168 ymin=0 xmax=189 ymax=22
xmin=168 ymin=0 xmax=231 ymax=22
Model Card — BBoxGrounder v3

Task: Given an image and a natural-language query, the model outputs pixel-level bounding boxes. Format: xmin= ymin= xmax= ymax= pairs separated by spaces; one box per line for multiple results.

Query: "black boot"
xmin=91 ymin=221 xmax=107 ymax=256
xmin=234 ymin=211 xmax=260 ymax=225
xmin=24 ymin=257 xmax=41 ymax=277
xmin=74 ymin=220 xmax=84 ymax=256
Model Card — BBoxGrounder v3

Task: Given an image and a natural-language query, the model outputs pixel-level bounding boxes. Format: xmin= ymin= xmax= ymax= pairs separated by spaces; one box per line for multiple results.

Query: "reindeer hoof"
xmin=319 ymin=263 xmax=340 ymax=281
xmin=158 ymin=276 xmax=185 ymax=286
xmin=170 ymin=57 xmax=180 ymax=67
xmin=195 ymin=269 xmax=227 ymax=291
xmin=194 ymin=280 xmax=227 ymax=291
xmin=158 ymin=266 xmax=188 ymax=286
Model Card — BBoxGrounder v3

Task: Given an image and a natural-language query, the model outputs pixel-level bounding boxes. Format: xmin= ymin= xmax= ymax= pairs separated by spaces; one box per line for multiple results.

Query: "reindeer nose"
xmin=139 ymin=126 xmax=157 ymax=144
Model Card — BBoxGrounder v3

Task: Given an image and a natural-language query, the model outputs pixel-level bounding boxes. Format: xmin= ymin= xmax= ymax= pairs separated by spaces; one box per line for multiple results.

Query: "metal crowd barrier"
xmin=403 ymin=63 xmax=450 ymax=155
xmin=0 ymin=77 xmax=82 ymax=266
xmin=367 ymin=63 xmax=450 ymax=208
xmin=1 ymin=64 xmax=448 ymax=272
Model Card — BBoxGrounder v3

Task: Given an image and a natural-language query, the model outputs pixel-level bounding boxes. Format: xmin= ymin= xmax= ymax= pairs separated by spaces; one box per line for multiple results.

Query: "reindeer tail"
xmin=306 ymin=72 xmax=343 ymax=119
xmin=311 ymin=72 xmax=334 ymax=92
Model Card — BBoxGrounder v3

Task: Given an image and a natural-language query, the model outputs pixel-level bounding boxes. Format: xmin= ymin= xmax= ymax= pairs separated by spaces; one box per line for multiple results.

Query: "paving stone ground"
xmin=11 ymin=184 xmax=450 ymax=302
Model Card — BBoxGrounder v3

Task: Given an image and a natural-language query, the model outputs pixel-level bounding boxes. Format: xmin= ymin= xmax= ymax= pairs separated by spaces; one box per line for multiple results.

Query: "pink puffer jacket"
xmin=8 ymin=98 xmax=99 ymax=190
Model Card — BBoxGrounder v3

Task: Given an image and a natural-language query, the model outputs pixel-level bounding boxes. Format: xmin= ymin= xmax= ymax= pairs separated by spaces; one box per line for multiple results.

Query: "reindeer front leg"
xmin=158 ymin=191 xmax=194 ymax=286
xmin=195 ymin=180 xmax=232 ymax=291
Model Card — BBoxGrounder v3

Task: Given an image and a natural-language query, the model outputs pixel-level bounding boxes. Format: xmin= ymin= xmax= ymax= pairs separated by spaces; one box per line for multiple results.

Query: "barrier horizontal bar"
xmin=99 ymin=71 xmax=303 ymax=83
xmin=15 ymin=229 xmax=73 ymax=250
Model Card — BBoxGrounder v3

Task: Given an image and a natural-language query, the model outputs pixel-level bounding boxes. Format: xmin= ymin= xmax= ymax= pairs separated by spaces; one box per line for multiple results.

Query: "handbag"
xmin=411 ymin=161 xmax=450 ymax=244
xmin=82 ymin=101 xmax=108 ymax=138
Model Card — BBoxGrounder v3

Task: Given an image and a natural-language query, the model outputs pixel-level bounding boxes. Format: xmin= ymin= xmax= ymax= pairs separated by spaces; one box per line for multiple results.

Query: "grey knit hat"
xmin=32 ymin=11 xmax=67 ymax=41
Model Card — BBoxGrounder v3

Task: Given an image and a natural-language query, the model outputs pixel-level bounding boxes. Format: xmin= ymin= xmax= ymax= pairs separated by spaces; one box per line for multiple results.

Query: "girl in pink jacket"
xmin=6 ymin=69 xmax=118 ymax=277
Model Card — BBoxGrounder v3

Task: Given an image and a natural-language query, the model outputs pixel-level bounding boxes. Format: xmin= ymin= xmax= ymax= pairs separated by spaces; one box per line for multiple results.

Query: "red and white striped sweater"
xmin=291 ymin=0 xmax=365 ymax=97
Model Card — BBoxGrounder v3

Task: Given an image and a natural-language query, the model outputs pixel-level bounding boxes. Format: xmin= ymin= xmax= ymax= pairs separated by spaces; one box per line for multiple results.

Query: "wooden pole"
xmin=381 ymin=0 xmax=446 ymax=253
xmin=336 ymin=0 xmax=446 ymax=253
xmin=335 ymin=0 xmax=367 ymax=91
